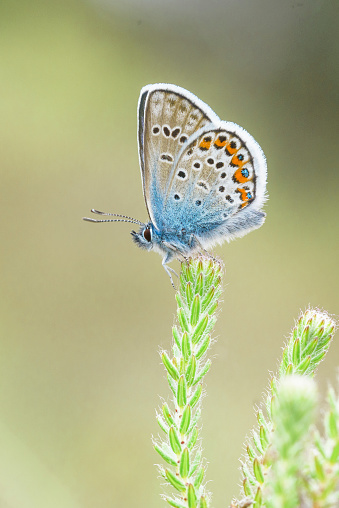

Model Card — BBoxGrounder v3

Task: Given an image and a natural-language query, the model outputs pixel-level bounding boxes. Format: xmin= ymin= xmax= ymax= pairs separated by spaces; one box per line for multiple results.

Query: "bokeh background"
xmin=1 ymin=0 xmax=339 ymax=506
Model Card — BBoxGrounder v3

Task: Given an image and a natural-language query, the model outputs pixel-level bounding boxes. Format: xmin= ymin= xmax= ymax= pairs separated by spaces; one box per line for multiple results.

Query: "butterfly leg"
xmin=163 ymin=264 xmax=179 ymax=289
xmin=161 ymin=251 xmax=179 ymax=289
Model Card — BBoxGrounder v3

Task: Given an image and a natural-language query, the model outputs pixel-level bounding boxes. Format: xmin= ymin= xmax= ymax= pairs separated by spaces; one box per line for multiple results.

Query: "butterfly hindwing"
xmin=138 ymin=84 xmax=220 ymax=228
xmin=161 ymin=121 xmax=267 ymax=245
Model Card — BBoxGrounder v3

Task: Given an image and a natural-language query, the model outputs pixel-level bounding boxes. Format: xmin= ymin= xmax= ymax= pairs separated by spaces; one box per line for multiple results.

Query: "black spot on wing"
xmin=160 ymin=153 xmax=173 ymax=162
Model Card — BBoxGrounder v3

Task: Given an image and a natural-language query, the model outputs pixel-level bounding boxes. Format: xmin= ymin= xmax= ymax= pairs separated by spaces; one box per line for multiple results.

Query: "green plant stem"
xmin=237 ymin=309 xmax=336 ymax=507
xmin=266 ymin=375 xmax=318 ymax=508
xmin=155 ymin=257 xmax=223 ymax=508
xmin=305 ymin=382 xmax=339 ymax=506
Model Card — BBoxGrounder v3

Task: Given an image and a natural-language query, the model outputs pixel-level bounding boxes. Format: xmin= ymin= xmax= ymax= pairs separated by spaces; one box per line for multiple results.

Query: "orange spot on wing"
xmin=236 ymin=187 xmax=254 ymax=204
xmin=233 ymin=168 xmax=251 ymax=183
xmin=199 ymin=138 xmax=212 ymax=150
xmin=231 ymin=154 xmax=247 ymax=167
xmin=237 ymin=188 xmax=248 ymax=201
xmin=225 ymin=141 xmax=238 ymax=155
xmin=214 ymin=136 xmax=227 ymax=148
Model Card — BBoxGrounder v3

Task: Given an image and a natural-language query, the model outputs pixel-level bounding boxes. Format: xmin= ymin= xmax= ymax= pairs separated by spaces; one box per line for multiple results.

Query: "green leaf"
xmin=301 ymin=324 xmax=310 ymax=345
xmin=179 ymin=447 xmax=190 ymax=478
xmin=187 ymin=426 xmax=198 ymax=449
xmin=297 ymin=355 xmax=311 ymax=374
xmin=157 ymin=415 xmax=169 ymax=433
xmin=195 ymin=272 xmax=203 ymax=296
xmin=177 ymin=375 xmax=187 ymax=408
xmin=199 ymin=496 xmax=208 ymax=508
xmin=176 ymin=293 xmax=184 ymax=309
xmin=292 ymin=326 xmax=298 ymax=341
xmin=196 ymin=335 xmax=210 ymax=360
xmin=186 ymin=281 xmax=193 ymax=307
xmin=190 ymin=295 xmax=201 ymax=327
xmin=172 ymin=326 xmax=182 ymax=350
xmin=242 ymin=462 xmax=256 ymax=486
xmin=154 ymin=444 xmax=177 ymax=466
xmin=271 ymin=376 xmax=278 ymax=396
xmin=314 ymin=455 xmax=326 ymax=482
xmin=270 ymin=395 xmax=277 ymax=421
xmin=303 ymin=337 xmax=318 ymax=356
xmin=182 ymin=332 xmax=191 ymax=362
xmin=194 ymin=467 xmax=204 ymax=489
xmin=190 ymin=383 xmax=202 ymax=409
xmin=254 ymin=486 xmax=262 ymax=507
xmin=253 ymin=458 xmax=264 ymax=484
xmin=285 ymin=363 xmax=293 ymax=375
xmin=193 ymin=360 xmax=211 ymax=386
xmin=168 ymin=374 xmax=177 ymax=397
xmin=188 ymin=409 xmax=201 ymax=434
xmin=213 ymin=273 xmax=222 ymax=291
xmin=311 ymin=351 xmax=326 ymax=364
xmin=185 ymin=264 xmax=193 ymax=283
xmin=330 ymin=442 xmax=339 ymax=463
xmin=259 ymin=425 xmax=269 ymax=450
xmin=169 ymin=426 xmax=182 ymax=455
xmin=201 ymin=286 xmax=215 ymax=311
xmin=318 ymin=326 xmax=325 ymax=339
xmin=192 ymin=315 xmax=209 ymax=344
xmin=186 ymin=355 xmax=197 ymax=387
xmin=292 ymin=338 xmax=301 ymax=364
xmin=246 ymin=444 xmax=256 ymax=460
xmin=165 ymin=469 xmax=186 ymax=493
xmin=252 ymin=431 xmax=264 ymax=455
xmin=179 ymin=357 xmax=185 ymax=375
xmin=207 ymin=301 xmax=218 ymax=315
xmin=166 ymin=497 xmax=186 ymax=508
xmin=328 ymin=411 xmax=338 ymax=439
xmin=243 ymin=477 xmax=253 ymax=497
xmin=189 ymin=450 xmax=201 ymax=476
xmin=280 ymin=347 xmax=289 ymax=375
xmin=178 ymin=308 xmax=190 ymax=333
xmin=321 ymin=334 xmax=332 ymax=349
xmin=163 ymin=403 xmax=175 ymax=427
xmin=180 ymin=404 xmax=191 ymax=435
xmin=162 ymin=352 xmax=180 ymax=381
xmin=257 ymin=410 xmax=269 ymax=433
xmin=205 ymin=268 xmax=215 ymax=288
xmin=187 ymin=483 xmax=197 ymax=508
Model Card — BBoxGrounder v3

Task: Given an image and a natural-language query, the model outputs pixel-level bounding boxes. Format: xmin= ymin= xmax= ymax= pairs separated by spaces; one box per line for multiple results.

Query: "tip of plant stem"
xmin=181 ymin=254 xmax=224 ymax=271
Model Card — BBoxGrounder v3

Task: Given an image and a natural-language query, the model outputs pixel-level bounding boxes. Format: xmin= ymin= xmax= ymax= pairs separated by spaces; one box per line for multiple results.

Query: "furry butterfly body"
xmin=84 ymin=84 xmax=267 ymax=283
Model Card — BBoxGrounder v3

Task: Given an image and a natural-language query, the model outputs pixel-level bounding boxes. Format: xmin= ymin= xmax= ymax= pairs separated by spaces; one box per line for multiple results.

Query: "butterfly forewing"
xmin=138 ymin=84 xmax=219 ymax=227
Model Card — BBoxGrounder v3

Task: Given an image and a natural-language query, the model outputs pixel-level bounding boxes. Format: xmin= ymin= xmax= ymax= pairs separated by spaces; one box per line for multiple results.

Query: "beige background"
xmin=1 ymin=1 xmax=338 ymax=506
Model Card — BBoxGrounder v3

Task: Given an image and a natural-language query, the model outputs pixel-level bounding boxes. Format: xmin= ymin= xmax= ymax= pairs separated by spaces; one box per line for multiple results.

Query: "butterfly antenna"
xmin=83 ymin=209 xmax=144 ymax=226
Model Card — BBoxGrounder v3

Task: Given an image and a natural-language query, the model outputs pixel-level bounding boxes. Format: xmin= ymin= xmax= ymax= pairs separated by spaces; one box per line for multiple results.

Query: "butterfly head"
xmin=131 ymin=223 xmax=154 ymax=251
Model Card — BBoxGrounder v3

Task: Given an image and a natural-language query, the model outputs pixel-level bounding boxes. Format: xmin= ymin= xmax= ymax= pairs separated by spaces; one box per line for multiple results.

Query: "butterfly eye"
xmin=143 ymin=228 xmax=152 ymax=242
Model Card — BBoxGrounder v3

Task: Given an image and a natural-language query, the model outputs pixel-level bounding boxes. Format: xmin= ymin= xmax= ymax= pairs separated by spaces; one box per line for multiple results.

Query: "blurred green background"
xmin=1 ymin=0 xmax=338 ymax=506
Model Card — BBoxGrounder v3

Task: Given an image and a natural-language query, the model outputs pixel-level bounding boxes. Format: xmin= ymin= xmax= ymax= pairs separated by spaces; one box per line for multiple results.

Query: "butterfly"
xmin=83 ymin=84 xmax=267 ymax=286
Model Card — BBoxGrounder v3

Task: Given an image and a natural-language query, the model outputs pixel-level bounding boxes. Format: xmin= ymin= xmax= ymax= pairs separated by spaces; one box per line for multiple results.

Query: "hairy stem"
xmin=155 ymin=257 xmax=223 ymax=508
